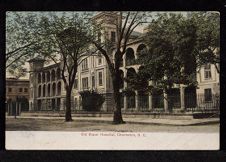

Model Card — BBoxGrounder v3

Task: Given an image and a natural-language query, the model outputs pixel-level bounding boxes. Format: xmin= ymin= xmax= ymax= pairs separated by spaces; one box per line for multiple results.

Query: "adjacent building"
xmin=6 ymin=78 xmax=29 ymax=101
xmin=6 ymin=78 xmax=30 ymax=113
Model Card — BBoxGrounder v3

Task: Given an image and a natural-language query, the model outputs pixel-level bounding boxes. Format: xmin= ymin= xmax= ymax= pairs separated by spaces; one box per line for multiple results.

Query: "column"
xmin=163 ymin=90 xmax=168 ymax=112
xmin=123 ymin=54 xmax=126 ymax=67
xmin=180 ymin=85 xmax=185 ymax=111
xmin=60 ymin=98 xmax=65 ymax=111
xmin=135 ymin=91 xmax=139 ymax=111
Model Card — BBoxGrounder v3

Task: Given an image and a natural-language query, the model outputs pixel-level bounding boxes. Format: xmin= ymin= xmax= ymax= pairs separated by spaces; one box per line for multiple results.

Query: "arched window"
xmin=47 ymin=71 xmax=50 ymax=82
xmin=43 ymin=84 xmax=46 ymax=97
xmin=137 ymin=44 xmax=147 ymax=58
xmin=38 ymin=85 xmax=41 ymax=97
xmin=51 ymin=70 xmax=55 ymax=81
xmin=126 ymin=68 xmax=136 ymax=109
xmin=126 ymin=48 xmax=135 ymax=66
xmin=47 ymin=84 xmax=51 ymax=96
xmin=56 ymin=68 xmax=61 ymax=80
xmin=57 ymin=82 xmax=61 ymax=96
xmin=38 ymin=73 xmax=41 ymax=83
xmin=52 ymin=83 xmax=56 ymax=96
xmin=126 ymin=68 xmax=136 ymax=89
xmin=42 ymin=72 xmax=45 ymax=83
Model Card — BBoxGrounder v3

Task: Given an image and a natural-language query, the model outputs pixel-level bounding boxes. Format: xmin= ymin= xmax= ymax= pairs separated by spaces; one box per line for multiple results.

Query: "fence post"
xmin=163 ymin=90 xmax=168 ymax=112
xmin=135 ymin=91 xmax=139 ymax=111
xmin=15 ymin=102 xmax=18 ymax=119
xmin=19 ymin=102 xmax=21 ymax=116
xmin=7 ymin=102 xmax=9 ymax=116
xmin=180 ymin=85 xmax=185 ymax=111
xmin=148 ymin=93 xmax=153 ymax=111
xmin=124 ymin=95 xmax=128 ymax=111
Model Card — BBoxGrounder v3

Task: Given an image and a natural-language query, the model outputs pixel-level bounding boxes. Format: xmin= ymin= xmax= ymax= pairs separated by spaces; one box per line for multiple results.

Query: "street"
xmin=6 ymin=118 xmax=219 ymax=132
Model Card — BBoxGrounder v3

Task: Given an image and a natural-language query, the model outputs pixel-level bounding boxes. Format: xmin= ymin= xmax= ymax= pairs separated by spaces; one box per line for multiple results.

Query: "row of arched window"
xmin=117 ymin=44 xmax=147 ymax=67
xmin=38 ymin=82 xmax=61 ymax=97
xmin=38 ymin=68 xmax=61 ymax=83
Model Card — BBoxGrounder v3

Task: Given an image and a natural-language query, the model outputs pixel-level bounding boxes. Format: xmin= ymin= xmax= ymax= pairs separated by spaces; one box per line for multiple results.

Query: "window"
xmin=82 ymin=58 xmax=88 ymax=70
xmin=204 ymin=89 xmax=212 ymax=102
xmin=82 ymin=77 xmax=89 ymax=90
xmin=92 ymin=76 xmax=95 ymax=88
xmin=74 ymin=79 xmax=78 ymax=89
xmin=8 ymin=88 xmax=12 ymax=93
xmin=111 ymin=31 xmax=116 ymax=42
xmin=98 ymin=71 xmax=103 ymax=86
xmin=98 ymin=56 xmax=102 ymax=65
xmin=204 ymin=64 xmax=211 ymax=80
xmin=19 ymin=88 xmax=23 ymax=93
xmin=24 ymin=88 xmax=28 ymax=93
xmin=38 ymin=73 xmax=41 ymax=83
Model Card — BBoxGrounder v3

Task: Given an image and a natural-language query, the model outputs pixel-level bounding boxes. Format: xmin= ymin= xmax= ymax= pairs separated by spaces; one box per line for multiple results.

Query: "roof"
xmin=27 ymin=57 xmax=45 ymax=63
xmin=42 ymin=62 xmax=61 ymax=70
xmin=6 ymin=78 xmax=29 ymax=82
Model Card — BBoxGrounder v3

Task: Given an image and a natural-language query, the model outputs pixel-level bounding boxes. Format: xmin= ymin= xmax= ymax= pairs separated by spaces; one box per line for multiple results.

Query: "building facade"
xmin=28 ymin=12 xmax=220 ymax=113
xmin=6 ymin=78 xmax=30 ymax=113
xmin=6 ymin=78 xmax=29 ymax=102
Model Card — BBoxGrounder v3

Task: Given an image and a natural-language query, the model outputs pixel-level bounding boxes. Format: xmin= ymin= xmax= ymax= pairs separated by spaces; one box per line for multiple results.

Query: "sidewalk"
xmin=6 ymin=115 xmax=219 ymax=126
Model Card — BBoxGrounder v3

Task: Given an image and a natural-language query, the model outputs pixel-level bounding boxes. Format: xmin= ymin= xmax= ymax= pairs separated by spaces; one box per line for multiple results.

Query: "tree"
xmin=6 ymin=12 xmax=94 ymax=121
xmin=6 ymin=12 xmax=40 ymax=78
xmin=132 ymin=12 xmax=219 ymax=111
xmin=91 ymin=12 xmax=147 ymax=124
xmin=189 ymin=12 xmax=220 ymax=73
xmin=133 ymin=13 xmax=198 ymax=110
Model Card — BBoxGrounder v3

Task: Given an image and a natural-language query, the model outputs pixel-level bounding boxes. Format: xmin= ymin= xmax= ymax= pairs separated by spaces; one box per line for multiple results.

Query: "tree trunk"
xmin=112 ymin=74 xmax=125 ymax=124
xmin=65 ymin=90 xmax=73 ymax=122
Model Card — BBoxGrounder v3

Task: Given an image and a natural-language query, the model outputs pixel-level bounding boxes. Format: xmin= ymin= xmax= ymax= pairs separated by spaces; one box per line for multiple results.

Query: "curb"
xmin=6 ymin=116 xmax=219 ymax=126
xmin=74 ymin=119 xmax=219 ymax=126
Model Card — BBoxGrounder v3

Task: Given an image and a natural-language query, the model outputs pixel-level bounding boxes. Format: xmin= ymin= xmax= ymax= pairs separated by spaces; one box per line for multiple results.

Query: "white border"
xmin=6 ymin=131 xmax=219 ymax=150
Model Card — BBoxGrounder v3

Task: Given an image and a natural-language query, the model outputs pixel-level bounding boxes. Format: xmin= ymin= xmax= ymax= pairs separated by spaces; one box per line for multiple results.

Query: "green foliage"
xmin=135 ymin=12 xmax=218 ymax=93
xmin=7 ymin=65 xmax=27 ymax=79
xmin=6 ymin=12 xmax=95 ymax=79
xmin=79 ymin=90 xmax=105 ymax=111
xmin=189 ymin=12 xmax=220 ymax=72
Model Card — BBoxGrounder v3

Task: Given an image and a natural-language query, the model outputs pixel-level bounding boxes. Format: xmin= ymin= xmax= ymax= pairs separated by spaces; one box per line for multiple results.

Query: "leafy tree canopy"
xmin=133 ymin=12 xmax=219 ymax=93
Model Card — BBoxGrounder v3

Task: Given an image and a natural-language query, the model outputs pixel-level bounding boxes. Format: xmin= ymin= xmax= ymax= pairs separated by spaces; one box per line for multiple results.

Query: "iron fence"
xmin=33 ymin=92 xmax=220 ymax=113
xmin=186 ymin=94 xmax=219 ymax=112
